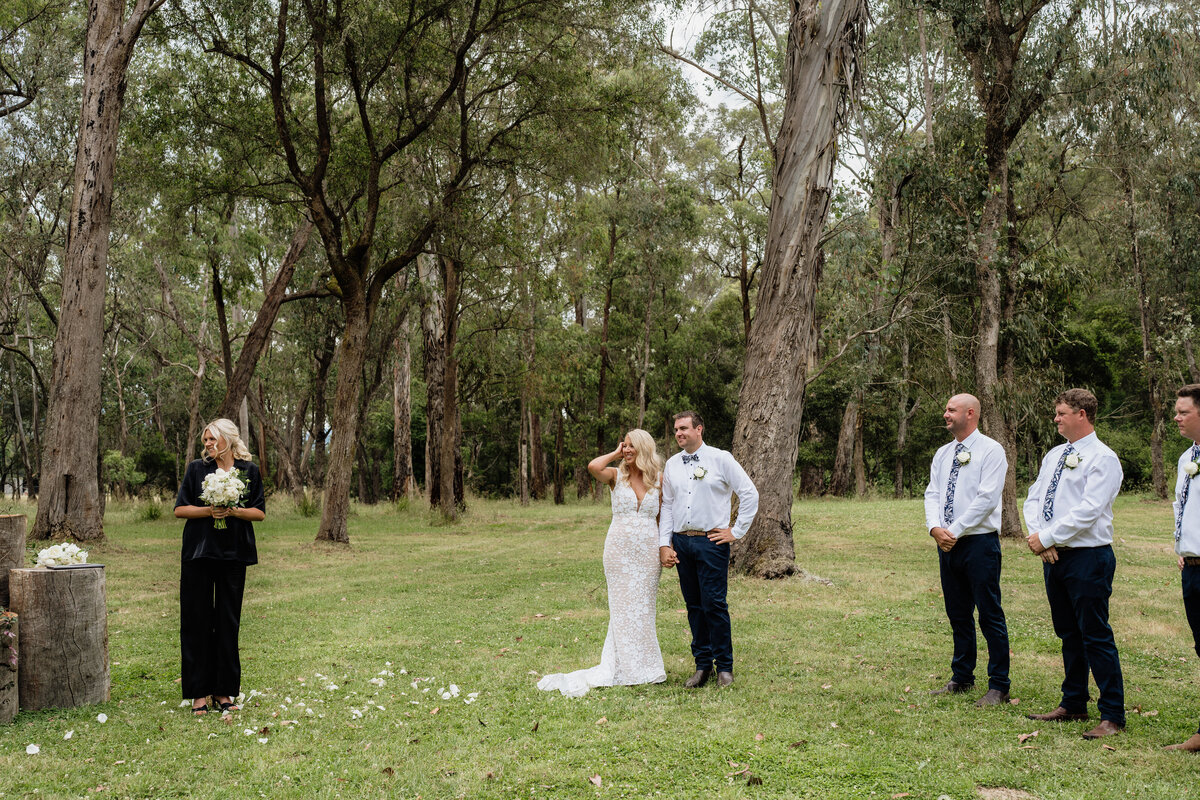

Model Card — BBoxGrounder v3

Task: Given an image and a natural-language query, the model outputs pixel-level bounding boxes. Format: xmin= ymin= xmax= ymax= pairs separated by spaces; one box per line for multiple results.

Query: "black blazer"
xmin=175 ymin=459 xmax=265 ymax=565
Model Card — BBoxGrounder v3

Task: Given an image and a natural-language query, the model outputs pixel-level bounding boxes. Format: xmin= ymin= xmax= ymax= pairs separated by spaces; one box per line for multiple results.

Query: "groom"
xmin=659 ymin=411 xmax=759 ymax=688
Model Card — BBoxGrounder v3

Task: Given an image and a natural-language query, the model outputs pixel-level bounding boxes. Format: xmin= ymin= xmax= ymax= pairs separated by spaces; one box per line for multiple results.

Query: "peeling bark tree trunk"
xmin=34 ymin=0 xmax=162 ymax=542
xmin=530 ymin=412 xmax=546 ymax=500
xmin=828 ymin=394 xmax=859 ymax=497
xmin=420 ymin=255 xmax=446 ymax=509
xmin=392 ymin=313 xmax=416 ymax=501
xmin=553 ymin=411 xmax=565 ymax=505
xmin=438 ymin=254 xmax=463 ymax=520
xmin=730 ymin=0 xmax=867 ymax=578
xmin=316 ymin=291 xmax=370 ymax=542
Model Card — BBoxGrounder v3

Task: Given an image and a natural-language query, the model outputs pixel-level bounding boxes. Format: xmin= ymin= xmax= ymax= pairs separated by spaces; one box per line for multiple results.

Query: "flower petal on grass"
xmin=26 ymin=744 xmax=40 ymax=755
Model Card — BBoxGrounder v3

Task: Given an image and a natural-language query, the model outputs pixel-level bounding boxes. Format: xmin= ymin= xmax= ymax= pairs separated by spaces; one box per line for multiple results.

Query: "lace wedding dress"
xmin=538 ymin=478 xmax=666 ymax=697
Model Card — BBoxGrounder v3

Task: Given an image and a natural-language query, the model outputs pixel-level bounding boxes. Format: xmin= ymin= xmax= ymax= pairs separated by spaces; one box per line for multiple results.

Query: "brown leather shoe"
xmin=1164 ymin=733 xmax=1200 ymax=751
xmin=975 ymin=689 xmax=1009 ymax=707
xmin=1027 ymin=706 xmax=1089 ymax=722
xmin=717 ymin=671 xmax=734 ymax=687
xmin=929 ymin=681 xmax=974 ymax=695
xmin=1082 ymin=720 xmax=1124 ymax=739
xmin=684 ymin=669 xmax=712 ymax=689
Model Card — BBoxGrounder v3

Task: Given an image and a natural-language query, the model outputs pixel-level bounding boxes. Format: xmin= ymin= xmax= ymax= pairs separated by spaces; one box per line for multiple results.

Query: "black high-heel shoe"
xmin=191 ymin=698 xmax=211 ymax=717
xmin=216 ymin=697 xmax=239 ymax=713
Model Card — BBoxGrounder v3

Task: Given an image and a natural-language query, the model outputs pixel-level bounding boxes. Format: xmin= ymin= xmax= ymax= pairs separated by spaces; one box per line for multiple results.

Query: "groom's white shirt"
xmin=658 ymin=443 xmax=759 ymax=547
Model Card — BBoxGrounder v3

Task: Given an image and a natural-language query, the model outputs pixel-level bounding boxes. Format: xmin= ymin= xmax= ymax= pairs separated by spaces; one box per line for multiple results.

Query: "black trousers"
xmin=180 ymin=558 xmax=246 ymax=699
xmin=1182 ymin=564 xmax=1200 ymax=733
xmin=1043 ymin=545 xmax=1125 ymax=725
xmin=938 ymin=532 xmax=1010 ymax=692
xmin=672 ymin=533 xmax=733 ymax=672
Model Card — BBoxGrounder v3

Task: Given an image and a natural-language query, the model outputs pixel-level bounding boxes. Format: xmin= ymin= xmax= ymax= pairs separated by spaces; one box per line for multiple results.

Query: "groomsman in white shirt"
xmin=924 ymin=394 xmax=1011 ymax=707
xmin=658 ymin=411 xmax=759 ymax=688
xmin=1165 ymin=384 xmax=1200 ymax=752
xmin=1024 ymin=388 xmax=1126 ymax=739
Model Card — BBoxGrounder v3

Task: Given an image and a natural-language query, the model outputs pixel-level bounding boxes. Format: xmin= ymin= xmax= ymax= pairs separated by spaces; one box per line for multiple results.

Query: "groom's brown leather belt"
xmin=1184 ymin=557 xmax=1200 ymax=566
xmin=677 ymin=529 xmax=710 ymax=536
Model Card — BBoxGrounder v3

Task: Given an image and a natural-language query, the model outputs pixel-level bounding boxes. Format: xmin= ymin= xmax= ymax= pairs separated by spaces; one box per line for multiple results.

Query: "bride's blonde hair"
xmin=617 ymin=428 xmax=663 ymax=488
xmin=202 ymin=418 xmax=253 ymax=462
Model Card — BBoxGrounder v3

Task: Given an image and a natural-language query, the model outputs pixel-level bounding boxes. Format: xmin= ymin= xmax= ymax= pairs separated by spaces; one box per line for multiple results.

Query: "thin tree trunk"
xmin=34 ymin=0 xmax=163 ymax=541
xmin=530 ymin=412 xmax=546 ymax=500
xmin=420 ymin=255 xmax=445 ymax=509
xmin=438 ymin=254 xmax=462 ymax=520
xmin=218 ymin=217 xmax=313 ymax=419
xmin=553 ymin=411 xmax=565 ymax=505
xmin=730 ymin=0 xmax=867 ymax=578
xmin=594 ymin=273 xmax=615 ymax=500
xmin=392 ymin=314 xmax=416 ymax=500
xmin=1125 ymin=174 xmax=1167 ymax=498
xmin=853 ymin=399 xmax=866 ymax=497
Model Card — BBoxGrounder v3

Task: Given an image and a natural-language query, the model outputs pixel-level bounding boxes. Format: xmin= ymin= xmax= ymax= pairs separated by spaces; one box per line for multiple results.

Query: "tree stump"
xmin=0 ymin=515 xmax=26 ymax=607
xmin=0 ymin=612 xmax=16 ymax=724
xmin=8 ymin=567 xmax=109 ymax=710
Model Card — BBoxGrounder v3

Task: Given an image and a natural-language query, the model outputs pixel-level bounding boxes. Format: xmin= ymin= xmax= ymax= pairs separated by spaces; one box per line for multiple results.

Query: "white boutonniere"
xmin=1185 ymin=461 xmax=1199 ymax=478
xmin=1064 ymin=452 xmax=1082 ymax=469
xmin=692 ymin=466 xmax=708 ymax=480
xmin=955 ymin=450 xmax=971 ymax=465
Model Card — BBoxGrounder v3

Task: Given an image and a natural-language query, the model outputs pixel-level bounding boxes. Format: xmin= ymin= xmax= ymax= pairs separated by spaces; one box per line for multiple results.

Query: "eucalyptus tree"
xmin=920 ymin=0 xmax=1085 ymax=536
xmin=33 ymin=0 xmax=164 ymax=541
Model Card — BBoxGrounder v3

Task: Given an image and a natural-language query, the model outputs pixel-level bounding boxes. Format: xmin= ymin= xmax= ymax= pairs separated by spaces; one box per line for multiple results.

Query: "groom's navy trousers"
xmin=672 ymin=532 xmax=733 ymax=672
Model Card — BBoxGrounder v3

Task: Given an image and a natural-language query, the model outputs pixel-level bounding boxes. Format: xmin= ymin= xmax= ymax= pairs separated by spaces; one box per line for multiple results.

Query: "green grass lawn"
xmin=1 ymin=494 xmax=1198 ymax=799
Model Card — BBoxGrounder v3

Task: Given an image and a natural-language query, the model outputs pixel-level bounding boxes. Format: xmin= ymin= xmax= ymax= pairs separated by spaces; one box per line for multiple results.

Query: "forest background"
xmin=1 ymin=0 xmax=1198 ymax=567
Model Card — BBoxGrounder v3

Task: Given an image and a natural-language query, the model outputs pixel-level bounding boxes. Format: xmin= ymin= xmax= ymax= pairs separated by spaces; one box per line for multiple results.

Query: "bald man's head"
xmin=944 ymin=394 xmax=980 ymax=441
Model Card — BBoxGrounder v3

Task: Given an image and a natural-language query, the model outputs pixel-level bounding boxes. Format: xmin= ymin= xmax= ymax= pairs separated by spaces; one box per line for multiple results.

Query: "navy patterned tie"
xmin=943 ymin=443 xmax=965 ymax=527
xmin=1176 ymin=444 xmax=1200 ymax=543
xmin=1041 ymin=444 xmax=1076 ymax=523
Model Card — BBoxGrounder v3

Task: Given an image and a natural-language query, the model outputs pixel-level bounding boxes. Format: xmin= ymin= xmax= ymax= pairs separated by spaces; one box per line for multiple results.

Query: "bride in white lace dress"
xmin=538 ymin=429 xmax=667 ymax=697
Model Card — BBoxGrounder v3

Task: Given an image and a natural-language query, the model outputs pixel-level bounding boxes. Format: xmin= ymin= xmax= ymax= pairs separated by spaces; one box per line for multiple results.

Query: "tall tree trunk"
xmin=438 ymin=254 xmax=462 ymax=520
xmin=34 ymin=0 xmax=162 ymax=541
xmin=730 ymin=0 xmax=867 ymax=578
xmin=894 ymin=329 xmax=918 ymax=498
xmin=316 ymin=292 xmax=370 ymax=543
xmin=593 ymin=274 xmax=615 ymax=500
xmin=853 ymin=400 xmax=866 ymax=497
xmin=553 ymin=411 xmax=565 ymax=505
xmin=518 ymin=394 xmax=530 ymax=506
xmin=1125 ymin=174 xmax=1167 ymax=498
xmin=218 ymin=217 xmax=313 ymax=419
xmin=530 ymin=411 xmax=546 ymax=500
xmin=828 ymin=394 xmax=860 ymax=497
xmin=420 ymin=255 xmax=445 ymax=508
xmin=392 ymin=314 xmax=416 ymax=500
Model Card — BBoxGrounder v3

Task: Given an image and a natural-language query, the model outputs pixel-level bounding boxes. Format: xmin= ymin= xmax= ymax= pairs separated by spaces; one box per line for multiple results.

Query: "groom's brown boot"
xmin=684 ymin=669 xmax=712 ymax=689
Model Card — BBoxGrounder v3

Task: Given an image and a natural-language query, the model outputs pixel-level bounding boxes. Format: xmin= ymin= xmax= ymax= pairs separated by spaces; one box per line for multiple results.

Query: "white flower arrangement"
xmin=36 ymin=542 xmax=88 ymax=568
xmin=1064 ymin=452 xmax=1082 ymax=469
xmin=200 ymin=467 xmax=248 ymax=529
xmin=1185 ymin=460 xmax=1199 ymax=478
xmin=692 ymin=466 xmax=709 ymax=480
xmin=955 ymin=450 xmax=972 ymax=465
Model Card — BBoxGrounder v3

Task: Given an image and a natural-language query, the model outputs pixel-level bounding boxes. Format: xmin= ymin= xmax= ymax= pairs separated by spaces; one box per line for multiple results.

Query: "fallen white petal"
xmin=96 ymin=713 xmax=108 ymax=723
xmin=26 ymin=744 xmax=39 ymax=755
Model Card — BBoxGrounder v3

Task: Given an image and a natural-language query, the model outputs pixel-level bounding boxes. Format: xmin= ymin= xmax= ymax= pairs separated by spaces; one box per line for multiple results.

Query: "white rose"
xmin=955 ymin=450 xmax=971 ymax=465
xmin=692 ymin=466 xmax=708 ymax=479
xmin=1064 ymin=453 xmax=1081 ymax=469
xmin=1185 ymin=461 xmax=1199 ymax=478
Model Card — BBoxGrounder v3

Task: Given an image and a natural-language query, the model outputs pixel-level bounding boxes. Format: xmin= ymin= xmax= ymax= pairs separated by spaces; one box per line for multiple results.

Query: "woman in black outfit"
xmin=174 ymin=418 xmax=265 ymax=716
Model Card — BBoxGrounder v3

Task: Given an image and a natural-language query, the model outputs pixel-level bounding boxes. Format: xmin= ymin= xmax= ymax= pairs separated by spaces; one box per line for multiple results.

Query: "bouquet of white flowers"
xmin=200 ymin=467 xmax=248 ymax=530
xmin=36 ymin=542 xmax=89 ymax=568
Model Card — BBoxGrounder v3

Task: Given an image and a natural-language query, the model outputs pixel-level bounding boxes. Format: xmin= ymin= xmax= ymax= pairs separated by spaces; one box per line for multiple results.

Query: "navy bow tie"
xmin=682 ymin=454 xmax=700 ymax=464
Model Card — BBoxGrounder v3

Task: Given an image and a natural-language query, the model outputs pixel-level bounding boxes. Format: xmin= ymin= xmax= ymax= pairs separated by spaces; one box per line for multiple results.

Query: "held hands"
xmin=659 ymin=546 xmax=678 ymax=569
xmin=210 ymin=506 xmax=234 ymax=520
xmin=929 ymin=527 xmax=956 ymax=552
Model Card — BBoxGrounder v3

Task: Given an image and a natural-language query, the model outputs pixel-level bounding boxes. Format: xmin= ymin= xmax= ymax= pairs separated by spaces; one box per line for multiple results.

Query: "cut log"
xmin=0 ymin=611 xmax=15 ymax=724
xmin=0 ymin=515 xmax=26 ymax=607
xmin=9 ymin=566 xmax=109 ymax=710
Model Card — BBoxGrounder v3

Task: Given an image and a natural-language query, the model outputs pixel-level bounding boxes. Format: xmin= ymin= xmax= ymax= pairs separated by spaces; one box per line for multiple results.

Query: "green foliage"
xmin=102 ymin=451 xmax=147 ymax=493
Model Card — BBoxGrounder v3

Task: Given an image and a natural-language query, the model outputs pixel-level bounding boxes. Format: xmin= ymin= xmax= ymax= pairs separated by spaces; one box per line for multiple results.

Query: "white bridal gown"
xmin=537 ymin=478 xmax=667 ymax=697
